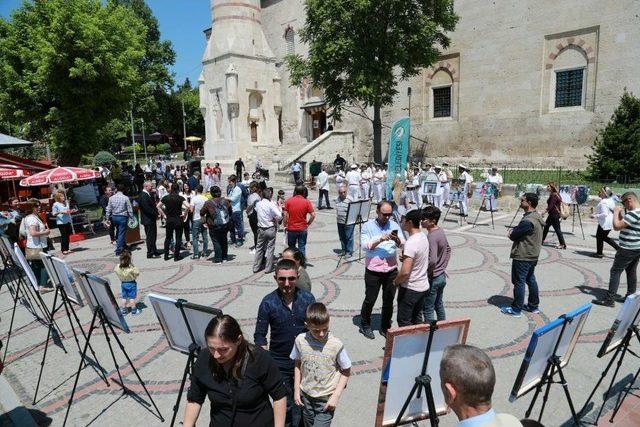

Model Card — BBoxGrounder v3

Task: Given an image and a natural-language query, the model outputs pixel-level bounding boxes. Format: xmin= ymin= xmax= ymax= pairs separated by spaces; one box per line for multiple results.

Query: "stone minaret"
xmin=200 ymin=0 xmax=281 ymax=169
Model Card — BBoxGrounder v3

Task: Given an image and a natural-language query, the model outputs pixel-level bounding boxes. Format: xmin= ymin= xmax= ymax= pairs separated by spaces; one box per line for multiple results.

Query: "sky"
xmin=0 ymin=0 xmax=211 ymax=87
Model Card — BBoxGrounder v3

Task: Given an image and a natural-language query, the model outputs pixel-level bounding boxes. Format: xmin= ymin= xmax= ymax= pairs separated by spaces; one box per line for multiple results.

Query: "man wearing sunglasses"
xmin=359 ymin=201 xmax=405 ymax=339
xmin=593 ymin=192 xmax=640 ymax=307
xmin=255 ymin=259 xmax=315 ymax=427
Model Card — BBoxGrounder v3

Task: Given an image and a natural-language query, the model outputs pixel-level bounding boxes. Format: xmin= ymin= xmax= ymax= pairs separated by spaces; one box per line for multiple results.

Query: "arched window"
xmin=553 ymin=47 xmax=587 ymax=108
xmin=430 ymin=69 xmax=453 ymax=118
xmin=285 ymin=28 xmax=295 ymax=55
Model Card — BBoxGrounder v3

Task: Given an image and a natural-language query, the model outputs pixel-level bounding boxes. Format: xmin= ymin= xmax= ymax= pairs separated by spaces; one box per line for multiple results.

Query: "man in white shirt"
xmin=440 ymin=345 xmax=523 ymax=427
xmin=317 ymin=165 xmax=332 ymax=209
xmin=346 ymin=164 xmax=361 ymax=201
xmin=458 ymin=165 xmax=474 ymax=217
xmin=190 ymin=185 xmax=209 ymax=259
xmin=253 ymin=188 xmax=283 ymax=273
xmin=360 ymin=164 xmax=372 ymax=200
xmin=291 ymin=161 xmax=302 ymax=183
xmin=483 ymin=167 xmax=503 ymax=212
xmin=442 ymin=162 xmax=453 ymax=206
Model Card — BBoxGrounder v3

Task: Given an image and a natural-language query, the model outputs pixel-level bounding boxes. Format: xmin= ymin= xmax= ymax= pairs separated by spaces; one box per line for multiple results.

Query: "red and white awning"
xmin=0 ymin=164 xmax=29 ymax=179
xmin=19 ymin=166 xmax=100 ymax=186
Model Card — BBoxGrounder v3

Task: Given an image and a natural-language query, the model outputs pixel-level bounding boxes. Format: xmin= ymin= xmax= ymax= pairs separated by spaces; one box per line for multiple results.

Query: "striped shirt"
xmin=620 ymin=209 xmax=640 ymax=250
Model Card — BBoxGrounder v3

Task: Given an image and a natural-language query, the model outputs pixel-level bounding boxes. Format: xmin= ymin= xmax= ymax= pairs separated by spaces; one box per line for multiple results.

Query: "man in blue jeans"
xmin=225 ymin=174 xmax=244 ymax=247
xmin=105 ymin=183 xmax=134 ymax=256
xmin=335 ymin=186 xmax=354 ymax=257
xmin=284 ymin=185 xmax=316 ymax=256
xmin=501 ymin=193 xmax=545 ymax=317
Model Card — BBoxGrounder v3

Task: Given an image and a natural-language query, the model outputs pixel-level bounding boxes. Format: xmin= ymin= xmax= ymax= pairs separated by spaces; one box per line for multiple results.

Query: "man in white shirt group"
xmin=291 ymin=161 xmax=302 ymax=183
xmin=372 ymin=165 xmax=386 ymax=203
xmin=360 ymin=164 xmax=372 ymax=200
xmin=317 ymin=165 xmax=332 ymax=209
xmin=346 ymin=164 xmax=361 ymax=200
xmin=253 ymin=188 xmax=283 ymax=273
xmin=190 ymin=185 xmax=209 ymax=259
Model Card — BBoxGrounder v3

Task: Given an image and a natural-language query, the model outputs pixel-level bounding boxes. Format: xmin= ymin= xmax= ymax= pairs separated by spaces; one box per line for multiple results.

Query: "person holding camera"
xmin=359 ymin=201 xmax=404 ymax=339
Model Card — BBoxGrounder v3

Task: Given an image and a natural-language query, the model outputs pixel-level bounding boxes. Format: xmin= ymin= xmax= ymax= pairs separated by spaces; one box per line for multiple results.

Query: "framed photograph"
xmin=13 ymin=243 xmax=39 ymax=291
xmin=375 ymin=318 xmax=470 ymax=426
xmin=598 ymin=291 xmax=640 ymax=357
xmin=73 ymin=269 xmax=129 ymax=333
xmin=422 ymin=181 xmax=439 ymax=196
xmin=510 ymin=303 xmax=592 ymax=400
xmin=148 ymin=293 xmax=221 ymax=354
xmin=51 ymin=256 xmax=83 ymax=306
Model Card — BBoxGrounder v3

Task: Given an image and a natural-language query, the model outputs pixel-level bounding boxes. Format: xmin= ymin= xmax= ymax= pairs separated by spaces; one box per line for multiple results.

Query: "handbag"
xmin=559 ymin=202 xmax=571 ymax=220
xmin=25 ymin=246 xmax=43 ymax=260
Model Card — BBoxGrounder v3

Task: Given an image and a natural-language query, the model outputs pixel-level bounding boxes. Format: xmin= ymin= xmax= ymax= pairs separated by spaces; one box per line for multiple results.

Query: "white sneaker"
xmin=250 ymin=249 xmax=256 ymax=254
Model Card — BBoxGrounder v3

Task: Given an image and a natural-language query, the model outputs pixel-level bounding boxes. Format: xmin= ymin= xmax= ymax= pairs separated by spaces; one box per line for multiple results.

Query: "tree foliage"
xmin=587 ymin=90 xmax=640 ymax=182
xmin=287 ymin=0 xmax=458 ymax=162
xmin=94 ymin=150 xmax=117 ymax=166
xmin=0 ymin=0 xmax=147 ymax=165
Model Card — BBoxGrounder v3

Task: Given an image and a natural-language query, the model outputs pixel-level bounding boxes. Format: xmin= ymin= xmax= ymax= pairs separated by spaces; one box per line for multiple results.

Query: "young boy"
xmin=290 ymin=302 xmax=351 ymax=426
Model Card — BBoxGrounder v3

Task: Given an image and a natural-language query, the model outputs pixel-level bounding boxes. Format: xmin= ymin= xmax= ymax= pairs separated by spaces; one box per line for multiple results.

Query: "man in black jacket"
xmin=139 ymin=181 xmax=161 ymax=258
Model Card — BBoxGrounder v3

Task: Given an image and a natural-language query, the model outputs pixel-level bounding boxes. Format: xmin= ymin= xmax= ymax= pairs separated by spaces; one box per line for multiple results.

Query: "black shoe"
xmin=592 ymin=298 xmax=615 ymax=307
xmin=380 ymin=329 xmax=388 ymax=338
xmin=164 ymin=255 xmax=170 ymax=261
xmin=147 ymin=254 xmax=160 ymax=259
xmin=613 ymin=294 xmax=629 ymax=303
xmin=592 ymin=253 xmax=604 ymax=258
xmin=174 ymin=255 xmax=182 ymax=262
xmin=359 ymin=326 xmax=375 ymax=340
xmin=326 ymin=206 xmax=333 ymax=209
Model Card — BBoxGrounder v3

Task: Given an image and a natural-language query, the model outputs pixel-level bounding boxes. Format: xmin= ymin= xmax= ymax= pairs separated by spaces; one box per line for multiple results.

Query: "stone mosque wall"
xmin=259 ymin=0 xmax=640 ymax=168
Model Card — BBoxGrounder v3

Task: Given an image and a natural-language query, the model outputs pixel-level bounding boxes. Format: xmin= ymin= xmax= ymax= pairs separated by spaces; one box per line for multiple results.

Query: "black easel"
xmin=1 ymin=249 xmax=62 ymax=363
xmin=579 ymin=306 xmax=640 ymax=424
xmin=394 ymin=321 xmax=439 ymax=427
xmin=32 ymin=260 xmax=108 ymax=404
xmin=442 ymin=196 xmax=464 ymax=226
xmin=570 ymin=203 xmax=585 ymax=240
xmin=336 ymin=199 xmax=370 ymax=268
xmin=170 ymin=299 xmax=201 ymax=427
xmin=524 ymin=315 xmax=581 ymax=425
xmin=63 ymin=276 xmax=164 ymax=426
xmin=472 ymin=195 xmax=495 ymax=230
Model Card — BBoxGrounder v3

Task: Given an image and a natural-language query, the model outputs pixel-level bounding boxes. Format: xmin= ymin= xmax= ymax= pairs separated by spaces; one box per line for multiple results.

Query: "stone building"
xmin=200 ymin=0 xmax=640 ymax=171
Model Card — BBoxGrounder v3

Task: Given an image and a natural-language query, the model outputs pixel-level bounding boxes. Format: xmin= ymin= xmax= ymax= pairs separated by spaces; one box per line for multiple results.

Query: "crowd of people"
xmin=2 ymin=153 xmax=640 ymax=427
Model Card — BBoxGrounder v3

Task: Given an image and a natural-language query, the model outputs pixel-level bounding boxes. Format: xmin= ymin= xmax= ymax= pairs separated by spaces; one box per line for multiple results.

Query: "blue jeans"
xmin=337 ymin=223 xmax=354 ymax=255
xmin=282 ymin=371 xmax=302 ymax=427
xmin=287 ymin=230 xmax=308 ymax=256
xmin=511 ymin=260 xmax=539 ymax=313
xmin=423 ymin=273 xmax=447 ymax=322
xmin=190 ymin=219 xmax=208 ymax=256
xmin=230 ymin=210 xmax=244 ymax=243
xmin=112 ymin=215 xmax=128 ymax=255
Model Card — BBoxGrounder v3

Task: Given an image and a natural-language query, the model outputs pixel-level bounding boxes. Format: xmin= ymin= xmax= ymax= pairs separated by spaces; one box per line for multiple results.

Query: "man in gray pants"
xmin=253 ymin=188 xmax=283 ymax=273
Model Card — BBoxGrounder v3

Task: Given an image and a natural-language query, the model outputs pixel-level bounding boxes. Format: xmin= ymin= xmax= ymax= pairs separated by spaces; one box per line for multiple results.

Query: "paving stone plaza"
xmin=1 ymin=196 xmax=639 ymax=427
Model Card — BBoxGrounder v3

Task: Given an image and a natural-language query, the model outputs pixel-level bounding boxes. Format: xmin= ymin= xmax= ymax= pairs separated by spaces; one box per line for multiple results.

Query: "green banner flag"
xmin=385 ymin=117 xmax=410 ymax=200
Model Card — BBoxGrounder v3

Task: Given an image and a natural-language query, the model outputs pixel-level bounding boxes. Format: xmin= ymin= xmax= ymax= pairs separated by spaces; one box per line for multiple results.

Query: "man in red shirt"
xmin=284 ymin=185 xmax=316 ymax=256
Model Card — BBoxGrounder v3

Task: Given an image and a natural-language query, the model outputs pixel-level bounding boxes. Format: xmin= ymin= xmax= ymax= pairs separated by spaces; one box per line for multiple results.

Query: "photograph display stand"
xmin=472 ymin=183 xmax=498 ymax=230
xmin=64 ymin=270 xmax=164 ymax=426
xmin=510 ymin=303 xmax=592 ymax=425
xmin=336 ymin=198 xmax=371 ymax=267
xmin=442 ymin=179 xmax=466 ymax=226
xmin=1 ymin=239 xmax=61 ymax=363
xmin=375 ymin=318 xmax=470 ymax=427
xmin=570 ymin=203 xmax=586 ymax=240
xmin=33 ymin=254 xmax=107 ymax=405
xmin=148 ymin=293 xmax=222 ymax=426
xmin=579 ymin=291 xmax=640 ymax=424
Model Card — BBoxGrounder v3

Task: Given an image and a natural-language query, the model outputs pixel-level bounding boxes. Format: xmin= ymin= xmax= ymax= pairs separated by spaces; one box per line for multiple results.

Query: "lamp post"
xmin=129 ymin=106 xmax=137 ymax=164
xmin=407 ymin=87 xmax=412 ymax=118
xmin=181 ymin=99 xmax=187 ymax=151
xmin=141 ymin=118 xmax=148 ymax=164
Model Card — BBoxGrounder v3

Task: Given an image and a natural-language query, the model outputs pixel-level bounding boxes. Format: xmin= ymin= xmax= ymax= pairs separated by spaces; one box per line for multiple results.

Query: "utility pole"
xmin=181 ymin=99 xmax=187 ymax=151
xmin=129 ymin=105 xmax=137 ymax=164
xmin=141 ymin=117 xmax=148 ymax=164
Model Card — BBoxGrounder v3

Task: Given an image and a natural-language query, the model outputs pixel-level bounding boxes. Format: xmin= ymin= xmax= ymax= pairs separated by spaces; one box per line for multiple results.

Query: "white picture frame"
xmin=13 ymin=243 xmax=39 ymax=291
xmin=73 ymin=269 xmax=129 ymax=333
xmin=598 ymin=291 xmax=640 ymax=357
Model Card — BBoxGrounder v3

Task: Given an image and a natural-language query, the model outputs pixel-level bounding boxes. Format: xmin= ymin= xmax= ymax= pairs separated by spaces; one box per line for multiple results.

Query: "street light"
xmin=141 ymin=118 xmax=148 ymax=163
xmin=181 ymin=99 xmax=187 ymax=151
xmin=407 ymin=87 xmax=412 ymax=118
xmin=129 ymin=106 xmax=137 ymax=164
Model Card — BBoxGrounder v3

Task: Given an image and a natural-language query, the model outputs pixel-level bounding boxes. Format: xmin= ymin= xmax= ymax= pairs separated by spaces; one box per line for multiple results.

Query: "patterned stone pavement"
xmin=1 ymin=200 xmax=639 ymax=426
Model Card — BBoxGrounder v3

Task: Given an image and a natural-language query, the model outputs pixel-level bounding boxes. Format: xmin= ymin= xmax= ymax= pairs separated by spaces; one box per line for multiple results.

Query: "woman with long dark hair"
xmin=183 ymin=315 xmax=287 ymax=426
xmin=542 ymin=182 xmax=567 ymax=249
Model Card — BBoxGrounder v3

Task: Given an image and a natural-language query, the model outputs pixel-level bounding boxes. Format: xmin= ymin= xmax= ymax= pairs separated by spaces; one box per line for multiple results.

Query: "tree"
xmin=94 ymin=150 xmax=117 ymax=166
xmin=286 ymin=0 xmax=458 ymax=162
xmin=156 ymin=78 xmax=205 ymax=141
xmin=587 ymin=90 xmax=640 ymax=182
xmin=0 ymin=0 xmax=146 ymax=165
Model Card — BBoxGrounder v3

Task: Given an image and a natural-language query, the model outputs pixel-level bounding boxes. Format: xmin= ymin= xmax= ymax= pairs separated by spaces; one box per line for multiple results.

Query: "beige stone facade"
xmin=201 ymin=0 xmax=640 ymax=169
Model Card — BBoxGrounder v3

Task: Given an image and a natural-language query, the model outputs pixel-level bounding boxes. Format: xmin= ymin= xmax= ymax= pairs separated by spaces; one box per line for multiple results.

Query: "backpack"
xmin=205 ymin=200 xmax=228 ymax=227
xmin=559 ymin=201 xmax=570 ymax=219
xmin=238 ymin=183 xmax=249 ymax=210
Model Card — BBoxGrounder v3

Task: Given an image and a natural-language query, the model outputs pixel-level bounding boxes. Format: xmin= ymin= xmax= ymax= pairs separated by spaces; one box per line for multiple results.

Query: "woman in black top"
xmin=542 ymin=181 xmax=567 ymax=249
xmin=184 ymin=315 xmax=287 ymax=427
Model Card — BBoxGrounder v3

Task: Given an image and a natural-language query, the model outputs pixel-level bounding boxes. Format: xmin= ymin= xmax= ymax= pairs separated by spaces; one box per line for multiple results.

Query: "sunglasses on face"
xmin=380 ymin=212 xmax=393 ymax=217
